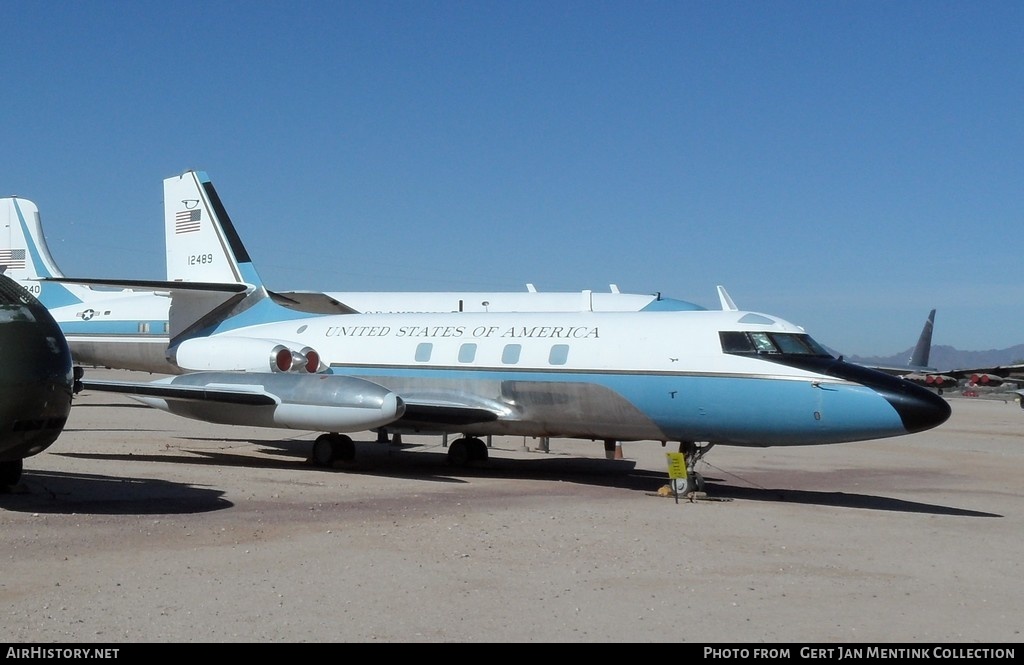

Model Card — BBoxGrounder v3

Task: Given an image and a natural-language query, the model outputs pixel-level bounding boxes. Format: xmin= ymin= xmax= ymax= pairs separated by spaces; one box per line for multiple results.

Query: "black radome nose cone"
xmin=876 ymin=382 xmax=951 ymax=433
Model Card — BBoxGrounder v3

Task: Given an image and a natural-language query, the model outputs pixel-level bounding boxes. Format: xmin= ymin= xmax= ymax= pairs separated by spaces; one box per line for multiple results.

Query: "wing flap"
xmin=398 ymin=401 xmax=502 ymax=427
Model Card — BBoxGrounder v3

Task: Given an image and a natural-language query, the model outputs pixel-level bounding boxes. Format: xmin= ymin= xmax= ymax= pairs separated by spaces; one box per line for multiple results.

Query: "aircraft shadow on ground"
xmin=0 ymin=469 xmax=232 ymax=516
xmin=51 ymin=436 xmax=1003 ymax=517
xmin=702 ymin=482 xmax=1002 ymax=517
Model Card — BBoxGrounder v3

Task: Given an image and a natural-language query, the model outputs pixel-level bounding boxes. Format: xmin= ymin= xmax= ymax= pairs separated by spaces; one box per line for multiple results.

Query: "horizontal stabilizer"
xmin=44 ymin=277 xmax=249 ymax=294
xmin=270 ymin=290 xmax=360 ymax=314
xmin=45 ymin=277 xmax=252 ymax=340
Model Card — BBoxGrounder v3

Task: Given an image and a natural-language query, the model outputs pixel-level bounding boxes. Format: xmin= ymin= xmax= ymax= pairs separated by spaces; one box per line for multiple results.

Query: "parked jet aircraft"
xmin=0 ymin=274 xmax=75 ymax=487
xmin=858 ymin=309 xmax=940 ymax=376
xmin=56 ymin=171 xmax=951 ymax=493
xmin=2 ymin=190 xmax=701 ymax=374
xmin=863 ymin=309 xmax=1024 ymax=396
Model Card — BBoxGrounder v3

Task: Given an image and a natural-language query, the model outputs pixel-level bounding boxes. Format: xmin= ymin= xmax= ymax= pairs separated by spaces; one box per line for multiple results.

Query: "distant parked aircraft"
xmin=867 ymin=309 xmax=1024 ymax=396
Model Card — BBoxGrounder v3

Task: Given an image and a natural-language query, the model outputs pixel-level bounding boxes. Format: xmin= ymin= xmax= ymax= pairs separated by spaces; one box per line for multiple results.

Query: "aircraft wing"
xmin=82 ymin=373 xmax=504 ymax=438
xmin=946 ymin=363 xmax=1024 ymax=379
xmin=78 ymin=372 xmax=407 ymax=434
xmin=82 ymin=378 xmax=278 ymax=406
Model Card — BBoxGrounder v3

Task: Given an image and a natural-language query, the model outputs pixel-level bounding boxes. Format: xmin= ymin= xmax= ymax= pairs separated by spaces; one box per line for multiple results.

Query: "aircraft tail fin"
xmin=908 ymin=309 xmax=936 ymax=369
xmin=165 ymin=170 xmax=266 ymax=288
xmin=0 ymin=197 xmax=88 ymax=308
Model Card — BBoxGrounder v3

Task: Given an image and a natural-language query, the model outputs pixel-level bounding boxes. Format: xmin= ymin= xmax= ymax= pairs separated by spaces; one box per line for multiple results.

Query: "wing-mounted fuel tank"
xmin=169 ymin=336 xmax=323 ymax=373
xmin=83 ymin=371 xmax=404 ymax=432
xmin=0 ymin=274 xmax=75 ymax=486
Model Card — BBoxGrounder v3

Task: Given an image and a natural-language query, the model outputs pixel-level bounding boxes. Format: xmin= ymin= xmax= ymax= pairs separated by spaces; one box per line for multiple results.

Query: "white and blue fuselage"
xmin=173 ymin=306 xmax=949 ymax=447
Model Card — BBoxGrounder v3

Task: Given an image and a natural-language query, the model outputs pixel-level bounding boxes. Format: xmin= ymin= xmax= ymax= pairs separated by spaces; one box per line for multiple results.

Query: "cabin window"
xmin=548 ymin=344 xmax=569 ymax=365
xmin=458 ymin=343 xmax=477 ymax=363
xmin=502 ymin=344 xmax=522 ymax=364
xmin=415 ymin=343 xmax=433 ymax=362
xmin=138 ymin=322 xmax=150 ymax=333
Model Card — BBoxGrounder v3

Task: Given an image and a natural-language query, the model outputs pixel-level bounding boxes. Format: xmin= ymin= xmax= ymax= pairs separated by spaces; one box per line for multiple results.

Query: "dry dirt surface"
xmin=2 ymin=373 xmax=1022 ymax=643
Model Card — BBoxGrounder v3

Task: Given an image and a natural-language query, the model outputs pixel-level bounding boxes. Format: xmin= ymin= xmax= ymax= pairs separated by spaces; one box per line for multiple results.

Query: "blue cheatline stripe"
xmin=325 ymin=364 xmax=907 ymax=445
xmin=58 ymin=321 xmax=169 ymax=335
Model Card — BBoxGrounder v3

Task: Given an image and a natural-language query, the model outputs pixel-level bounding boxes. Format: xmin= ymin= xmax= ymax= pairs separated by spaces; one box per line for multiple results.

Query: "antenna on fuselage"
xmin=717 ymin=285 xmax=738 ymax=311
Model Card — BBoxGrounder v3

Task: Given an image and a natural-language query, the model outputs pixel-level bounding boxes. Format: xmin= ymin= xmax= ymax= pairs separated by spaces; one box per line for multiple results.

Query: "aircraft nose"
xmin=873 ymin=382 xmax=951 ymax=434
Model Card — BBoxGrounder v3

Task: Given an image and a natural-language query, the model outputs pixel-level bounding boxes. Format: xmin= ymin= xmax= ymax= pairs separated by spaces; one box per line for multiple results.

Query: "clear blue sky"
xmin=4 ymin=1 xmax=1021 ymax=357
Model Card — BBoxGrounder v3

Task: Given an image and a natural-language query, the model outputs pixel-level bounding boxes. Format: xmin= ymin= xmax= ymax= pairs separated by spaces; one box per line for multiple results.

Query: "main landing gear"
xmin=309 ymin=433 xmax=490 ymax=468
xmin=446 ymin=436 xmax=489 ymax=466
xmin=310 ymin=433 xmax=356 ymax=467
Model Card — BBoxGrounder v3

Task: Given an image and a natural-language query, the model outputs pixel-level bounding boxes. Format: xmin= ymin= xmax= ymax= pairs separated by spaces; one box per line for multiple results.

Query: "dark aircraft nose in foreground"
xmin=0 ymin=275 xmax=75 ymax=487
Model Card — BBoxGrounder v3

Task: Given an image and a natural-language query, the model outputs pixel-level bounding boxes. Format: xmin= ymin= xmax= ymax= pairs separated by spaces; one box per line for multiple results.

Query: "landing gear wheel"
xmin=671 ymin=472 xmax=705 ymax=496
xmin=311 ymin=433 xmax=355 ymax=467
xmin=448 ymin=436 xmax=488 ymax=466
xmin=334 ymin=434 xmax=355 ymax=462
xmin=671 ymin=469 xmax=704 ymax=495
xmin=467 ymin=437 xmax=488 ymax=462
xmin=447 ymin=438 xmax=471 ymax=466
xmin=0 ymin=459 xmax=23 ymax=487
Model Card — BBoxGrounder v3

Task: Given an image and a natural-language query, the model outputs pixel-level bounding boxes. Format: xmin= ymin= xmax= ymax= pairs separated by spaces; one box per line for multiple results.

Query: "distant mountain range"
xmin=848 ymin=345 xmax=1024 ymax=371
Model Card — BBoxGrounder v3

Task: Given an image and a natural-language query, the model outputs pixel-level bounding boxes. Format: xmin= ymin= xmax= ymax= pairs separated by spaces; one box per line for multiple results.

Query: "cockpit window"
xmin=720 ymin=331 xmax=833 ymax=358
xmin=749 ymin=332 xmax=777 ymax=353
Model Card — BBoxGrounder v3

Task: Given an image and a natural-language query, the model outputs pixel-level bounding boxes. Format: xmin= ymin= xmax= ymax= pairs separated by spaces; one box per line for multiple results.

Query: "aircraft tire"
xmin=671 ymin=473 xmax=704 ymax=496
xmin=311 ymin=434 xmax=337 ymax=467
xmin=467 ymin=437 xmax=488 ymax=462
xmin=448 ymin=438 xmax=471 ymax=466
xmin=334 ymin=434 xmax=356 ymax=462
xmin=0 ymin=458 xmax=23 ymax=487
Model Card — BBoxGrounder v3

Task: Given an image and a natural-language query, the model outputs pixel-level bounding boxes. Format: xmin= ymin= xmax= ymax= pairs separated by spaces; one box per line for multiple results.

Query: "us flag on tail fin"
xmin=175 ymin=209 xmax=201 ymax=234
xmin=0 ymin=249 xmax=25 ymax=269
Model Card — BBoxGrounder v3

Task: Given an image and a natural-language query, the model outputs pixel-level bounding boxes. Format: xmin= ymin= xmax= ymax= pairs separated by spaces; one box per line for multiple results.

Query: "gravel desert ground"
xmin=2 ymin=371 xmax=1022 ymax=643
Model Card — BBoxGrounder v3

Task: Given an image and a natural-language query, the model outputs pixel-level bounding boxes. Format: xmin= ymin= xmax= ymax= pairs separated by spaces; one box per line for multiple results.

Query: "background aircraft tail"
xmin=0 ymin=197 xmax=93 ymax=308
xmin=908 ymin=309 xmax=936 ymax=369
